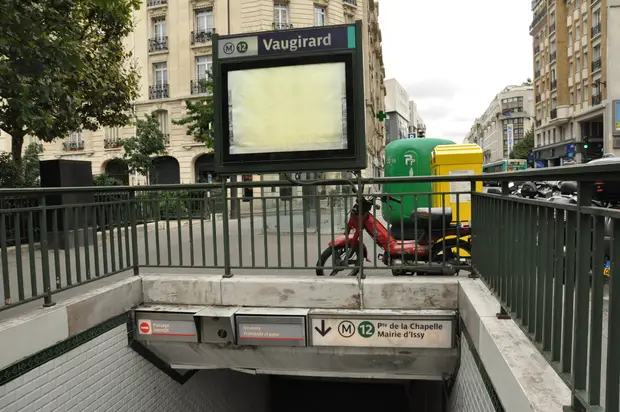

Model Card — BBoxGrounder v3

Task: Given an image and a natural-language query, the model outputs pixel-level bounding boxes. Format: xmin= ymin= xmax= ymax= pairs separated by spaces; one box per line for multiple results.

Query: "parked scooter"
xmin=315 ymin=185 xmax=472 ymax=277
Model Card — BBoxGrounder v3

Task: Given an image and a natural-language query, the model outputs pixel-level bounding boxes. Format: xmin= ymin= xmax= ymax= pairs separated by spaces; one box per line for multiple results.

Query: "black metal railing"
xmin=592 ymin=58 xmax=602 ymax=72
xmin=148 ymin=36 xmax=168 ymax=52
xmin=592 ymin=22 xmax=602 ymax=38
xmin=549 ymin=22 xmax=556 ymax=33
xmin=273 ymin=22 xmax=294 ymax=30
xmin=550 ymin=51 xmax=557 ymax=62
xmin=535 ymin=70 xmax=541 ymax=78
xmin=343 ymin=0 xmax=357 ymax=5
xmin=530 ymin=9 xmax=547 ymax=31
xmin=104 ymin=138 xmax=123 ymax=149
xmin=149 ymin=84 xmax=169 ymax=100
xmin=191 ymin=29 xmax=215 ymax=45
xmin=550 ymin=108 xmax=558 ymax=119
xmin=3 ymin=164 xmax=620 ymax=412
xmin=536 ymin=94 xmax=541 ymax=103
xmin=551 ymin=79 xmax=557 ymax=90
xmin=536 ymin=119 xmax=542 ymax=127
xmin=592 ymin=93 xmax=602 ymax=106
xmin=147 ymin=0 xmax=167 ymax=6
xmin=534 ymin=44 xmax=540 ymax=54
xmin=63 ymin=141 xmax=85 ymax=151
xmin=190 ymin=79 xmax=209 ymax=95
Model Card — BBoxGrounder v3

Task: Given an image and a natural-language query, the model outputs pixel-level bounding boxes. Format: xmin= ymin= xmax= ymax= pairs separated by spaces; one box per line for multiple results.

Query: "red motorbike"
xmin=316 ymin=193 xmax=472 ymax=276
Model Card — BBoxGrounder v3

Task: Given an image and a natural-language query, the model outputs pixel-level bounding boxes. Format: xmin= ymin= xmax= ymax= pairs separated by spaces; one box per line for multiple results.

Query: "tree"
xmin=121 ymin=114 xmax=168 ymax=183
xmin=173 ymin=78 xmax=215 ymax=148
xmin=509 ymin=127 xmax=534 ymax=159
xmin=0 ymin=142 xmax=43 ymax=187
xmin=0 ymin=0 xmax=141 ymax=166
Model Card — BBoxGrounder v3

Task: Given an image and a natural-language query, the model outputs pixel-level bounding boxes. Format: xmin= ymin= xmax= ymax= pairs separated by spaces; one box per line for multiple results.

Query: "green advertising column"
xmin=382 ymin=138 xmax=455 ymax=228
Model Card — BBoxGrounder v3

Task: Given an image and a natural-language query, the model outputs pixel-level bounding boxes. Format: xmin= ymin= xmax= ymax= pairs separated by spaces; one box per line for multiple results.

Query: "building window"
xmin=569 ymin=59 xmax=573 ymax=75
xmin=314 ymin=6 xmax=326 ymax=26
xmin=577 ymin=87 xmax=582 ymax=102
xmin=568 ymin=29 xmax=573 ymax=46
xmin=154 ymin=62 xmax=168 ymax=87
xmin=105 ymin=127 xmax=120 ymax=140
xmin=274 ymin=3 xmax=290 ymax=29
xmin=155 ymin=110 xmax=169 ymax=144
xmin=583 ymin=81 xmax=588 ymax=102
xmin=196 ymin=9 xmax=214 ymax=32
xmin=569 ymin=88 xmax=574 ymax=105
xmin=575 ymin=24 xmax=580 ymax=39
xmin=576 ymin=56 xmax=581 ymax=71
xmin=153 ymin=17 xmax=166 ymax=39
xmin=196 ymin=56 xmax=212 ymax=81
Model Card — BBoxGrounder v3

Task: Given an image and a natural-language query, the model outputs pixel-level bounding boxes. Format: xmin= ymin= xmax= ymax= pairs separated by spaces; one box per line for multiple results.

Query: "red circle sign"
xmin=139 ymin=322 xmax=151 ymax=334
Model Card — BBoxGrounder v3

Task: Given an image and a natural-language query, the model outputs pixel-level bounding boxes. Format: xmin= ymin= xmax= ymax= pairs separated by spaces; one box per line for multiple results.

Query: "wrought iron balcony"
xmin=592 ymin=93 xmax=602 ymax=106
xmin=273 ymin=22 xmax=294 ymax=30
xmin=343 ymin=0 xmax=357 ymax=5
xmin=534 ymin=44 xmax=540 ymax=54
xmin=550 ymin=51 xmax=556 ymax=62
xmin=149 ymin=84 xmax=169 ymax=100
xmin=190 ymin=79 xmax=210 ymax=95
xmin=549 ymin=23 xmax=555 ymax=33
xmin=535 ymin=70 xmax=541 ymax=78
xmin=592 ymin=22 xmax=602 ymax=38
xmin=63 ymin=141 xmax=85 ymax=151
xmin=551 ymin=79 xmax=557 ymax=90
xmin=191 ymin=29 xmax=215 ymax=45
xmin=536 ymin=119 xmax=542 ymax=127
xmin=148 ymin=36 xmax=168 ymax=52
xmin=550 ymin=108 xmax=557 ymax=119
xmin=592 ymin=58 xmax=602 ymax=72
xmin=535 ymin=94 xmax=541 ymax=103
xmin=147 ymin=0 xmax=167 ymax=6
xmin=104 ymin=138 xmax=123 ymax=149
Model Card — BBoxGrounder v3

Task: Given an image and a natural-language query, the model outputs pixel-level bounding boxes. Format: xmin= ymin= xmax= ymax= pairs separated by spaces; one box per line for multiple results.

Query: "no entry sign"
xmin=138 ymin=320 xmax=152 ymax=335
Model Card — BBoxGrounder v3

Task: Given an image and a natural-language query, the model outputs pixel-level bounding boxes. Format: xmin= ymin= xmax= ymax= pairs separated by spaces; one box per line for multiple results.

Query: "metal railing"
xmin=2 ymin=163 xmax=620 ymax=411
xmin=149 ymin=84 xmax=169 ymax=100
xmin=190 ymin=79 xmax=209 ymax=95
xmin=148 ymin=36 xmax=168 ymax=52
xmin=191 ymin=29 xmax=215 ymax=45
xmin=592 ymin=58 xmax=602 ymax=72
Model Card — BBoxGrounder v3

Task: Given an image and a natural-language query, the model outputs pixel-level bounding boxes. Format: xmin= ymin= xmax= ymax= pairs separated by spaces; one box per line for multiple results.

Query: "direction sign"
xmin=309 ymin=317 xmax=454 ymax=348
xmin=408 ymin=133 xmax=416 ymax=139
xmin=138 ymin=320 xmax=151 ymax=335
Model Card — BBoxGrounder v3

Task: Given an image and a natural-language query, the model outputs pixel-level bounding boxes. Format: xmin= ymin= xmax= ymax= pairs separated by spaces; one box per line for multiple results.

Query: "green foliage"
xmin=173 ymin=78 xmax=214 ymax=147
xmin=0 ymin=142 xmax=43 ymax=188
xmin=509 ymin=127 xmax=535 ymax=159
xmin=0 ymin=0 xmax=141 ymax=164
xmin=93 ymin=174 xmax=124 ymax=186
xmin=121 ymin=114 xmax=168 ymax=180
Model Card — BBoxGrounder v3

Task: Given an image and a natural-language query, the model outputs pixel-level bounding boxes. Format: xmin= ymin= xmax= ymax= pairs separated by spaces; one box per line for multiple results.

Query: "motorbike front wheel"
xmin=316 ymin=246 xmax=361 ymax=277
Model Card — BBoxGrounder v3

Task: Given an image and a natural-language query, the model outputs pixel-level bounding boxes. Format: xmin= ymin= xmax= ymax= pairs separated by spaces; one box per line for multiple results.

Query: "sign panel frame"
xmin=134 ymin=312 xmax=199 ymax=343
xmin=212 ymin=22 xmax=366 ymax=174
xmin=308 ymin=312 xmax=456 ymax=349
xmin=236 ymin=314 xmax=307 ymax=347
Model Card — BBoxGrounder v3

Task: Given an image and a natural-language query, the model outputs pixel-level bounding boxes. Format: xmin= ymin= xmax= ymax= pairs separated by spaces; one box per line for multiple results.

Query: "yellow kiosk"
xmin=430 ymin=144 xmax=483 ymax=225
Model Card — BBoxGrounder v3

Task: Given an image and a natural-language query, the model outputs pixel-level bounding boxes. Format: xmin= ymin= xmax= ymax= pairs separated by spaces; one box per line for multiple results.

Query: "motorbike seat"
xmin=410 ymin=207 xmax=453 ymax=228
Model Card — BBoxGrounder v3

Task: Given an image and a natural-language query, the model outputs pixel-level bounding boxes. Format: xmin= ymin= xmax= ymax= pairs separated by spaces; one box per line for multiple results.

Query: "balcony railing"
xmin=147 ymin=0 xmax=167 ymax=6
xmin=592 ymin=58 xmax=602 ymax=72
xmin=536 ymin=119 xmax=542 ymax=127
xmin=530 ymin=9 xmax=547 ymax=31
xmin=63 ymin=140 xmax=85 ymax=151
xmin=592 ymin=93 xmax=602 ymax=106
xmin=550 ymin=51 xmax=557 ymax=62
xmin=191 ymin=29 xmax=215 ymax=45
xmin=536 ymin=94 xmax=541 ymax=103
xmin=551 ymin=79 xmax=557 ymax=90
xmin=148 ymin=36 xmax=168 ymax=52
xmin=549 ymin=22 xmax=556 ymax=33
xmin=534 ymin=44 xmax=540 ymax=54
xmin=550 ymin=108 xmax=557 ymax=119
xmin=149 ymin=84 xmax=169 ymax=100
xmin=592 ymin=22 xmax=602 ymax=38
xmin=535 ymin=70 xmax=541 ymax=78
xmin=273 ymin=22 xmax=294 ymax=30
xmin=343 ymin=0 xmax=357 ymax=5
xmin=104 ymin=138 xmax=123 ymax=149
xmin=190 ymin=79 xmax=210 ymax=95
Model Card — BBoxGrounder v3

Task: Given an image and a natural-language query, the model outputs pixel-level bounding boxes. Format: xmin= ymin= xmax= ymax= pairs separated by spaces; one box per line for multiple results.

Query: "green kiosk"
xmin=382 ymin=138 xmax=455 ymax=240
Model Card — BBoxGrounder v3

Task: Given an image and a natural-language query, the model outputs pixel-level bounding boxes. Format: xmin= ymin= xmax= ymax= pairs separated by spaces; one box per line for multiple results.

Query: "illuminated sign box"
xmin=212 ymin=22 xmax=366 ymax=174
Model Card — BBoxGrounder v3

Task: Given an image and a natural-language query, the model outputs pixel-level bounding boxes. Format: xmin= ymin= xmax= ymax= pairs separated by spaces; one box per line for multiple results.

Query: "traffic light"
xmin=242 ymin=175 xmax=253 ymax=201
xmin=583 ymin=136 xmax=589 ymax=149
xmin=417 ymin=127 xmax=425 ymax=138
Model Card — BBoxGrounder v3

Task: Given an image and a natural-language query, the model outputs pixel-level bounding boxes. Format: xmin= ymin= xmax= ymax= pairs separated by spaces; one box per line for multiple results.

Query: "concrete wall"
xmin=448 ymin=331 xmax=496 ymax=412
xmin=0 ymin=323 xmax=268 ymax=412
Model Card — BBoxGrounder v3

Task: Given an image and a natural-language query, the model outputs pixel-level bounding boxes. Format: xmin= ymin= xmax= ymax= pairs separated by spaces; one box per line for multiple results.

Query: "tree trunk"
xmin=11 ymin=133 xmax=25 ymax=167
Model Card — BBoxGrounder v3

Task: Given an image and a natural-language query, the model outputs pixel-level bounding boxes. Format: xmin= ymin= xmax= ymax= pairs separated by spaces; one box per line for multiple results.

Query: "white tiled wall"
xmin=0 ymin=324 xmax=268 ymax=412
xmin=448 ymin=332 xmax=497 ymax=412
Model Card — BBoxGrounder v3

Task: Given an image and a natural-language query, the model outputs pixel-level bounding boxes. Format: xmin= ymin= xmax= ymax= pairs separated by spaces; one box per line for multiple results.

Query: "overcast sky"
xmin=378 ymin=0 xmax=533 ymax=142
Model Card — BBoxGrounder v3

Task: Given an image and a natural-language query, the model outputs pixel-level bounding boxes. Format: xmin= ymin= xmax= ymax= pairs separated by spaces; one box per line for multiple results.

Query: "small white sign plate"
xmin=310 ymin=317 xmax=453 ymax=348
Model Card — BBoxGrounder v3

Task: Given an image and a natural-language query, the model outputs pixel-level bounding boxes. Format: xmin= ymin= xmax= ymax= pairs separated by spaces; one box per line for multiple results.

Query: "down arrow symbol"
xmin=314 ymin=320 xmax=332 ymax=337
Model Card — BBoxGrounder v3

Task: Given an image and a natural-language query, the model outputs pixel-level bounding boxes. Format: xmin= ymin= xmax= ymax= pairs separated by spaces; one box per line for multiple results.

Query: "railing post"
xmin=496 ymin=182 xmax=511 ymax=319
xmin=39 ymin=194 xmax=55 ymax=307
xmin=356 ymin=171 xmax=365 ymax=280
xmin=569 ymin=180 xmax=593 ymax=411
xmin=222 ymin=179 xmax=232 ymax=278
xmin=129 ymin=190 xmax=140 ymax=276
xmin=468 ymin=180 xmax=478 ymax=279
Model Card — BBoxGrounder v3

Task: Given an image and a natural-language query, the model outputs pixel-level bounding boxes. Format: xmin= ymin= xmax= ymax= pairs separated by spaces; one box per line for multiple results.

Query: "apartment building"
xmin=384 ymin=78 xmax=410 ymax=142
xmin=23 ymin=0 xmax=386 ymax=183
xmin=407 ymin=100 xmax=426 ymax=138
xmin=530 ymin=0 xmax=611 ymax=166
xmin=464 ymin=85 xmax=534 ymax=164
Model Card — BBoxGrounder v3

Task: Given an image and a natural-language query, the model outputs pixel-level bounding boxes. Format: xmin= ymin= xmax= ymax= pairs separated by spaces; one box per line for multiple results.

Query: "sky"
xmin=378 ymin=0 xmax=534 ymax=143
